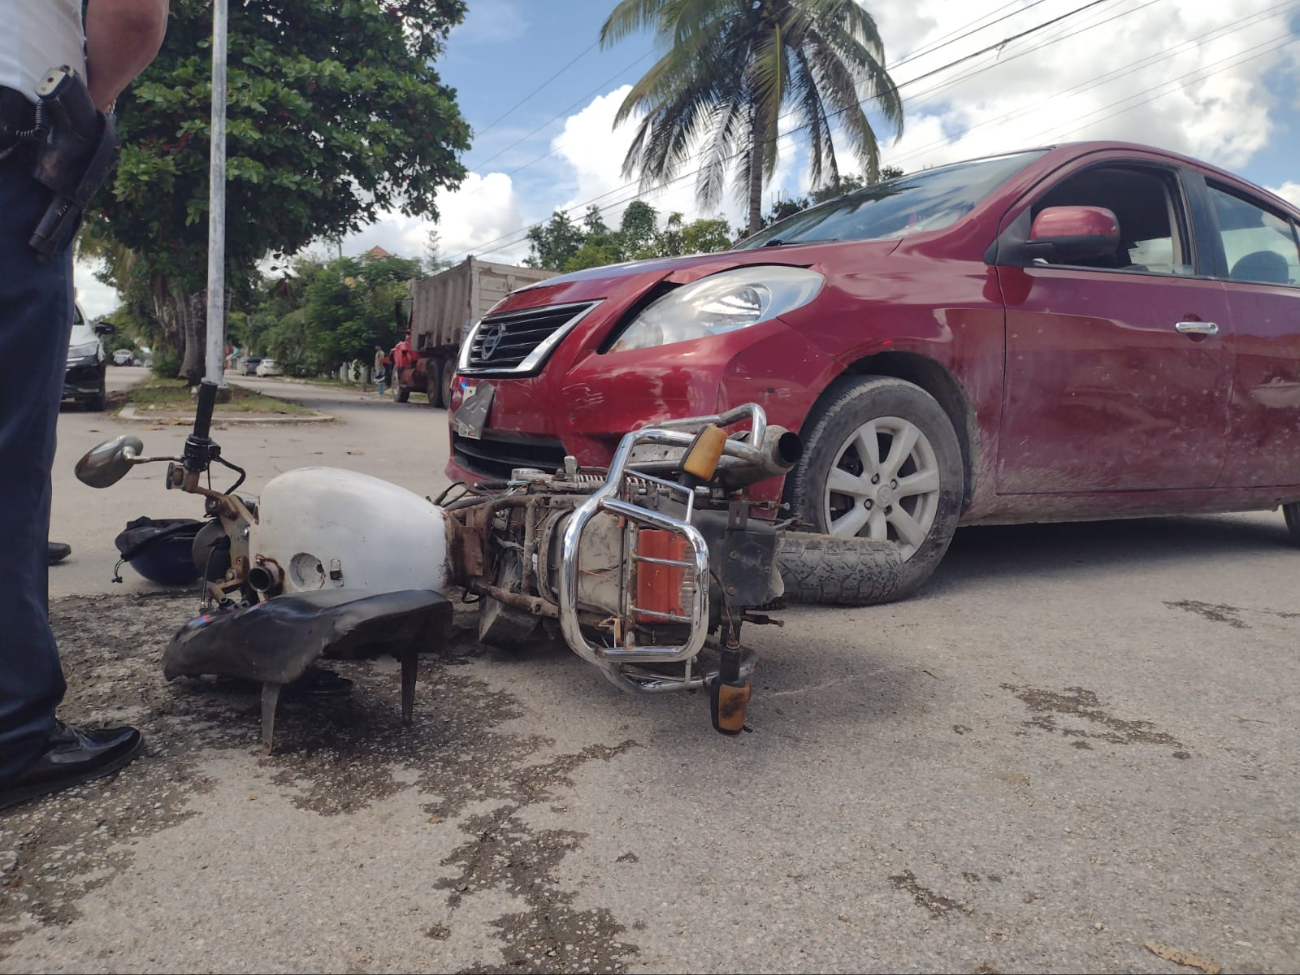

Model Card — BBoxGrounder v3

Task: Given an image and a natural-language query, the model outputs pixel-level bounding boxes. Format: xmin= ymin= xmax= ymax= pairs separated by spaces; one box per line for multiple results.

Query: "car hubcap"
xmin=823 ymin=416 xmax=941 ymax=560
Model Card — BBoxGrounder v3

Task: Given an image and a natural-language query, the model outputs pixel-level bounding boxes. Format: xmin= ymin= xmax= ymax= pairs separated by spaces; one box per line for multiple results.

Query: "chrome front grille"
xmin=461 ymin=301 xmax=598 ymax=375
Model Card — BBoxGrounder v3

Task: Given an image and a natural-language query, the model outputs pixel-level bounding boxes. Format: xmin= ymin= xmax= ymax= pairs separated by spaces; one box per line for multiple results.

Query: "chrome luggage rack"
xmin=557 ymin=404 xmax=771 ymax=694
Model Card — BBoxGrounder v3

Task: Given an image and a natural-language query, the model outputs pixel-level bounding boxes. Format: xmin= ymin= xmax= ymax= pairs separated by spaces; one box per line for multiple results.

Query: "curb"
xmin=117 ymin=406 xmax=336 ymax=425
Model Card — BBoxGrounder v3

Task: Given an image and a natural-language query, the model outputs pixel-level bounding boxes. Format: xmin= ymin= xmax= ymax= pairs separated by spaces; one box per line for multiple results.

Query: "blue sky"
xmin=76 ymin=0 xmax=1300 ymax=316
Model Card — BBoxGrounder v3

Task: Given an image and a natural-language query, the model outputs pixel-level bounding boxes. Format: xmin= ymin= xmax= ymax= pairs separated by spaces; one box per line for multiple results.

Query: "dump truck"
xmin=392 ymin=257 xmax=558 ymax=408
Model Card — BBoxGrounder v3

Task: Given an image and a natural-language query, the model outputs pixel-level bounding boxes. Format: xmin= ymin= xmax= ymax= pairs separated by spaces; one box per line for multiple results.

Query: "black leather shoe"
xmin=0 ymin=721 xmax=143 ymax=812
xmin=48 ymin=542 xmax=71 ymax=564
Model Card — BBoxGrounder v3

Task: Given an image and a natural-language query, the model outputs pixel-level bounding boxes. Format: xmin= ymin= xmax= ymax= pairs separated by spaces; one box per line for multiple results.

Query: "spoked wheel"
xmin=785 ymin=376 xmax=965 ymax=601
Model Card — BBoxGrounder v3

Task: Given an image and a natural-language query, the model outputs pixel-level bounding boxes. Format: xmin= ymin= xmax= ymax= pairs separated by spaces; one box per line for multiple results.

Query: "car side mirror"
xmin=93 ymin=321 xmax=115 ymax=336
xmin=1024 ymin=206 xmax=1120 ymax=263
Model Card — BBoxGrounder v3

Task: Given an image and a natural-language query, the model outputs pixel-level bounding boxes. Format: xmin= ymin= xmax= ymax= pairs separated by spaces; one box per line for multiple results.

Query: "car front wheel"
xmin=785 ymin=376 xmax=964 ymax=601
xmin=1284 ymin=502 xmax=1300 ymax=543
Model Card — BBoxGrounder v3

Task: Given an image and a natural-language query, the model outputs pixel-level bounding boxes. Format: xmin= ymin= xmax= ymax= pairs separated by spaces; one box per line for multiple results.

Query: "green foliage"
xmin=248 ymin=252 xmax=421 ymax=376
xmin=746 ymin=166 xmax=905 ymax=235
xmin=150 ymin=347 xmax=182 ymax=379
xmin=524 ymin=210 xmax=586 ymax=271
xmin=601 ymin=0 xmax=904 ymax=234
xmin=655 ymin=212 xmax=735 ymax=257
xmin=525 ymin=202 xmax=736 ymax=271
xmin=83 ymin=0 xmax=470 ymax=377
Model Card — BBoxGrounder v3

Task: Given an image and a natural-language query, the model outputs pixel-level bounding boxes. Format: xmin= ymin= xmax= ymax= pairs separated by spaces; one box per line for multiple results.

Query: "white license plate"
xmin=454 ymin=382 xmax=494 ymax=440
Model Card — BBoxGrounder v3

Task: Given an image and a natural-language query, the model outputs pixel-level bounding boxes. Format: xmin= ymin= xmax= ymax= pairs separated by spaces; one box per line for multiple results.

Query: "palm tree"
xmin=601 ymin=0 xmax=903 ymax=236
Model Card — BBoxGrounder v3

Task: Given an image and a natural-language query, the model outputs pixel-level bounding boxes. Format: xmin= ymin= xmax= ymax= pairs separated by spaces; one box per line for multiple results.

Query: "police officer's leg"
xmin=0 ymin=149 xmax=71 ymax=781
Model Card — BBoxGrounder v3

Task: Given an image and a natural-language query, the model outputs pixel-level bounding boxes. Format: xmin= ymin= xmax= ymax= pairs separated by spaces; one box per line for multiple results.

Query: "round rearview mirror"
xmin=75 ymin=435 xmax=144 ymax=488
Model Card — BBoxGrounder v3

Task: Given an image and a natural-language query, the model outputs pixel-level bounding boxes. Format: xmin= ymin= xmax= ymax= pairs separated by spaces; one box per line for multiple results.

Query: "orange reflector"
xmin=683 ymin=424 xmax=727 ymax=482
xmin=635 ymin=529 xmax=689 ymax=624
xmin=714 ymin=680 xmax=751 ymax=736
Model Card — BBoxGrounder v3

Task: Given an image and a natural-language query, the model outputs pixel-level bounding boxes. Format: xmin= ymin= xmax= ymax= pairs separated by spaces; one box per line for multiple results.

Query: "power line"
xmin=442 ymin=0 xmax=1130 ymax=263
xmin=884 ymin=0 xmax=1296 ymax=170
xmin=466 ymin=48 xmax=657 ymax=175
xmin=467 ymin=39 xmax=601 ymax=153
xmin=444 ymin=0 xmax=1115 ymax=220
xmin=1029 ymin=32 xmax=1300 ymax=143
xmin=460 ymin=16 xmax=1297 ymax=263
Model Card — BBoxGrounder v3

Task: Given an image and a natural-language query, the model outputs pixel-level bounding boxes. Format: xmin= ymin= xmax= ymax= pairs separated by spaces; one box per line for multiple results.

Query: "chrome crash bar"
xmin=557 ymin=403 xmax=771 ymax=678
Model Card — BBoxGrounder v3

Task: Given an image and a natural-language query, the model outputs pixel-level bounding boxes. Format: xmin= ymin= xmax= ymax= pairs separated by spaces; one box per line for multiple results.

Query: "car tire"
xmin=441 ymin=360 xmax=456 ymax=411
xmin=86 ymin=384 xmax=107 ymax=412
xmin=426 ymin=360 xmax=444 ymax=409
xmin=784 ymin=376 xmax=964 ymax=602
xmin=1284 ymin=502 xmax=1300 ymax=543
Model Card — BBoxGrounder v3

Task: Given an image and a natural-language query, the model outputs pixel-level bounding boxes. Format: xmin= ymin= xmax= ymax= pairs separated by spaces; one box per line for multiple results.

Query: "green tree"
xmin=618 ymin=200 xmax=661 ymax=259
xmin=601 ymin=0 xmax=903 ymax=237
xmin=254 ymin=252 xmax=420 ymax=376
xmin=524 ymin=209 xmax=586 ymax=271
xmin=525 ymin=201 xmax=738 ymax=272
xmin=744 ymin=165 xmax=905 ymax=235
xmin=86 ymin=0 xmax=470 ymax=382
xmin=655 ymin=212 xmax=734 ymax=256
xmin=423 ymin=229 xmax=456 ymax=276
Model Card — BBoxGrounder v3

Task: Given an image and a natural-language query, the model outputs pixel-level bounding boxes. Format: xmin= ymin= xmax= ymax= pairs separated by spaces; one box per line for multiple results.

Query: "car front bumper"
xmin=445 ymin=318 xmax=836 ymax=505
xmin=63 ymin=358 xmax=104 ymax=400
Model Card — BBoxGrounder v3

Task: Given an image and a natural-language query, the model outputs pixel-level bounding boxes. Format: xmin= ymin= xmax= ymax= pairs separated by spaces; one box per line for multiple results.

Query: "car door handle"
xmin=1175 ymin=321 xmax=1220 ymax=336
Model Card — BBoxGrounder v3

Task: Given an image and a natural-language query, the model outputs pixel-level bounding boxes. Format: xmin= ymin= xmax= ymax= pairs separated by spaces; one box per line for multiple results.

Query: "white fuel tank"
xmin=249 ymin=468 xmax=450 ymax=595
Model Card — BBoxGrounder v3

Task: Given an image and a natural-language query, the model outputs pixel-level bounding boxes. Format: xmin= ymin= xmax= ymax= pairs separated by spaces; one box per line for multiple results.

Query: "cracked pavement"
xmin=2 ymin=378 xmax=1296 ymax=973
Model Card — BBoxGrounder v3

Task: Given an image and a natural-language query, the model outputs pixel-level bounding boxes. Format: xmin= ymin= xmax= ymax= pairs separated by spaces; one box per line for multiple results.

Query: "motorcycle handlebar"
xmin=193 ymin=381 xmax=218 ymax=440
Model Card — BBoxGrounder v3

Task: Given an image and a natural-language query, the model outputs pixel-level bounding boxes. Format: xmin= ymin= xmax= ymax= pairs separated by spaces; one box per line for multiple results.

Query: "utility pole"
xmin=204 ymin=0 xmax=228 ymax=386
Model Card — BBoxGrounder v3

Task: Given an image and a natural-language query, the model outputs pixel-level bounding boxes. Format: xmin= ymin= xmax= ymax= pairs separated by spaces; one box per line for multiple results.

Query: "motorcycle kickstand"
xmin=261 ymin=681 xmax=283 ymax=754
xmin=400 ymin=649 xmax=418 ymax=727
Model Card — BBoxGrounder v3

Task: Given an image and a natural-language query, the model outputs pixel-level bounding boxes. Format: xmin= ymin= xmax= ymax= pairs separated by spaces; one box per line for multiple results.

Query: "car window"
xmin=1029 ymin=165 xmax=1192 ymax=275
xmin=737 ymin=151 xmax=1046 ymax=248
xmin=1207 ymin=185 xmax=1300 ymax=287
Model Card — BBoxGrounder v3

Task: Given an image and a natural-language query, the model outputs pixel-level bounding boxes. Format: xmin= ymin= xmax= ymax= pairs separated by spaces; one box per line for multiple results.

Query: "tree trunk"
xmin=747 ymin=108 xmax=768 ymax=237
xmin=151 ymin=278 xmax=185 ymax=377
xmin=179 ymin=289 xmax=207 ymax=384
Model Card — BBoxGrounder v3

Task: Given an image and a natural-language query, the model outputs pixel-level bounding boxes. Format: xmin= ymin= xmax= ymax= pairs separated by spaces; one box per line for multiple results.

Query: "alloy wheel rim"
xmin=822 ymin=416 xmax=941 ymax=561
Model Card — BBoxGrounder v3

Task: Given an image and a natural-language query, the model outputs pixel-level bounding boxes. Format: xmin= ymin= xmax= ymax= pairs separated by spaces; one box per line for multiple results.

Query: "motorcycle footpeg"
xmin=709 ymin=676 xmax=752 ymax=737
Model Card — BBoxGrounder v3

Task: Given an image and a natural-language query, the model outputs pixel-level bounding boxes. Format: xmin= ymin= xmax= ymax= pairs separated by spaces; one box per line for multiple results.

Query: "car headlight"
xmin=68 ymin=340 xmax=99 ymax=360
xmin=608 ymin=266 xmax=824 ymax=353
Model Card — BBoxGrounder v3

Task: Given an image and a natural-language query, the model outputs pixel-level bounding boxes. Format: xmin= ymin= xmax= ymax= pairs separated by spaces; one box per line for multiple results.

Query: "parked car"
xmin=64 ymin=304 xmax=110 ymax=411
xmin=446 ymin=140 xmax=1300 ymax=598
xmin=112 ymin=348 xmax=135 ymax=366
xmin=255 ymin=358 xmax=284 ymax=377
xmin=240 ymin=356 xmax=263 ymax=375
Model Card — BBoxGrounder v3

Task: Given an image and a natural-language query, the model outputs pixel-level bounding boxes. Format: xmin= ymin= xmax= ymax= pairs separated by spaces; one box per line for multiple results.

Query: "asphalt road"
xmin=5 ymin=376 xmax=1297 ymax=973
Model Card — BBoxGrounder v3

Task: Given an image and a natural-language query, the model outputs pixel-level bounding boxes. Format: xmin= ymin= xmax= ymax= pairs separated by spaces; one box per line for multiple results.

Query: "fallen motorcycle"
xmin=77 ymin=381 xmax=900 ymax=749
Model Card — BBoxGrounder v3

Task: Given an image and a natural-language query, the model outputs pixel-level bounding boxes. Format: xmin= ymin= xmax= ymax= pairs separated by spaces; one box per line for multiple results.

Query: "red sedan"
xmin=447 ymin=141 xmax=1300 ymax=597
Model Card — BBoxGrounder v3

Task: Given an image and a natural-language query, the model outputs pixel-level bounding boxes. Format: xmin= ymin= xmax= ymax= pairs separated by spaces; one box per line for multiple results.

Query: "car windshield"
xmin=738 ymin=151 xmax=1046 ymax=248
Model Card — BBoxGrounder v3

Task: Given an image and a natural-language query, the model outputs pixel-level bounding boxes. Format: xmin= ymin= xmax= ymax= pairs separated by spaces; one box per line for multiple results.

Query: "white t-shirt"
xmin=0 ymin=0 xmax=86 ymax=103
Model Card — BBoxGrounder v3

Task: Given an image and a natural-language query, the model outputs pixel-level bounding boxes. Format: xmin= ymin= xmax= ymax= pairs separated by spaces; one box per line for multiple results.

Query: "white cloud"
xmin=338 ymin=170 xmax=525 ymax=264
xmin=82 ymin=0 xmax=1300 ymax=311
xmin=869 ymin=0 xmax=1300 ymax=174
xmin=548 ymin=85 xmax=810 ymax=235
xmin=1268 ymin=181 xmax=1300 ymax=207
xmin=73 ymin=259 xmax=120 ymax=320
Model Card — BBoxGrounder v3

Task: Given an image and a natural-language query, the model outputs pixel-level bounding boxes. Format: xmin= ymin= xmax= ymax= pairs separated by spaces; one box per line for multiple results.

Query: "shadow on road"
xmin=926 ymin=512 xmax=1293 ymax=596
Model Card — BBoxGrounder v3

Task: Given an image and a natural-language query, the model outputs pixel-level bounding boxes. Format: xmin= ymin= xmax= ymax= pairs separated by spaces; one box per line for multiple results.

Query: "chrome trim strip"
xmin=459 ymin=300 xmax=601 ymax=376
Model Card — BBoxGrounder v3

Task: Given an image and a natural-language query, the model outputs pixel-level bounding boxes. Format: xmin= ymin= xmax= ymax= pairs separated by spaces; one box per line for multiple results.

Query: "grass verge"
xmin=114 ymin=375 xmax=314 ymax=416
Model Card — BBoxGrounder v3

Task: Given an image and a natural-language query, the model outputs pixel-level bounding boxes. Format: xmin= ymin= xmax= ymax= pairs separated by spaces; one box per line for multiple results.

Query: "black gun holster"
xmin=28 ymin=65 xmax=120 ymax=264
